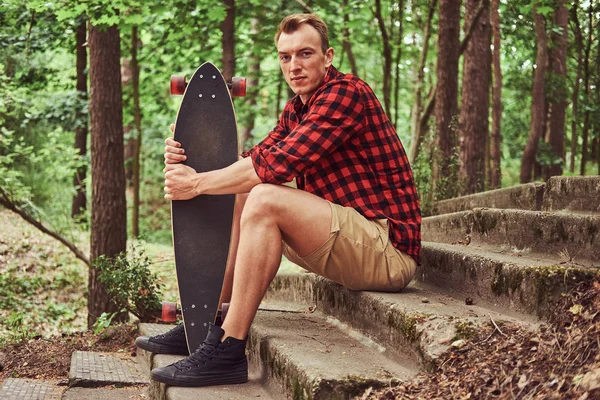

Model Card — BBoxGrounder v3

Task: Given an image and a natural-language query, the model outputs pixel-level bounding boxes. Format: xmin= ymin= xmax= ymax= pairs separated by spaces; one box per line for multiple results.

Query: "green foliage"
xmin=93 ymin=242 xmax=163 ymax=323
xmin=92 ymin=311 xmax=122 ymax=334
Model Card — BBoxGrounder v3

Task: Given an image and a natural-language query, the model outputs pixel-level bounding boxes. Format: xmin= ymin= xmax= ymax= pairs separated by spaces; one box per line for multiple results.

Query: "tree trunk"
xmin=596 ymin=14 xmax=600 ymax=175
xmin=546 ymin=0 xmax=568 ymax=179
xmin=342 ymin=0 xmax=358 ymax=76
xmin=570 ymin=1 xmax=583 ymax=173
xmin=131 ymin=25 xmax=142 ymax=238
xmin=72 ymin=18 xmax=88 ymax=219
xmin=408 ymin=0 xmax=436 ymax=164
xmin=580 ymin=4 xmax=592 ymax=176
xmin=393 ymin=0 xmax=405 ymax=129
xmin=88 ymin=23 xmax=127 ymax=329
xmin=433 ymin=0 xmax=461 ymax=194
xmin=520 ymin=4 xmax=548 ymax=183
xmin=221 ymin=0 xmax=235 ymax=81
xmin=373 ymin=0 xmax=392 ymax=115
xmin=458 ymin=0 xmax=491 ymax=194
xmin=490 ymin=0 xmax=502 ymax=189
xmin=239 ymin=18 xmax=260 ymax=152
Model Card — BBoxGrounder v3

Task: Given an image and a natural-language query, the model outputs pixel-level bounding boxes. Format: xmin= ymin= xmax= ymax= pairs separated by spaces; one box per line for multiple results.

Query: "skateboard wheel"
xmin=162 ymin=301 xmax=178 ymax=322
xmin=229 ymin=77 xmax=246 ymax=97
xmin=170 ymin=75 xmax=187 ymax=95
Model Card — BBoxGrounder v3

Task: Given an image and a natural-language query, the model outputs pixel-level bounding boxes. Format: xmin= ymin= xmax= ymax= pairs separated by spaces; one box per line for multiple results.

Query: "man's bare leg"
xmin=220 ymin=184 xmax=333 ymax=340
xmin=218 ymin=193 xmax=248 ymax=308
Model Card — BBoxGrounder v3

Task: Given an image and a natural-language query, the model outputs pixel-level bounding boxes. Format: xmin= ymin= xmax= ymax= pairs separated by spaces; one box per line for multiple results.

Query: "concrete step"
xmin=248 ymin=310 xmax=418 ymax=399
xmin=422 ymin=208 xmax=600 ymax=263
xmin=68 ymin=351 xmax=148 ymax=388
xmin=62 ymin=386 xmax=148 ymax=399
xmin=0 ymin=378 xmax=64 ymax=399
xmin=431 ymin=182 xmax=545 ymax=215
xmin=139 ymin=304 xmax=419 ymax=400
xmin=419 ymin=241 xmax=598 ymax=317
xmin=431 ymin=176 xmax=600 ymax=216
xmin=542 ymin=176 xmax=600 ymax=212
xmin=264 ymin=273 xmax=538 ymax=369
xmin=137 ymin=323 xmax=282 ymax=400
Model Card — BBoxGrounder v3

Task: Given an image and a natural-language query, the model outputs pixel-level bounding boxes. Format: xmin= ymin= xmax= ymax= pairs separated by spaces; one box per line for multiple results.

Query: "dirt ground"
xmin=364 ymin=277 xmax=600 ymax=399
xmin=0 ymin=323 xmax=138 ymax=385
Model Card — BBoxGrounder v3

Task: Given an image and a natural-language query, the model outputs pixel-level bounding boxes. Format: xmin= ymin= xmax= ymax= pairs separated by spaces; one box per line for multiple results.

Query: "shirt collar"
xmin=292 ymin=65 xmax=340 ymax=113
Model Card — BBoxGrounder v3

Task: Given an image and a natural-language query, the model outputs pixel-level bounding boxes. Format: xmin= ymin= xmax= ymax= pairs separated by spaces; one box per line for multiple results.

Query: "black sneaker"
xmin=135 ymin=323 xmax=189 ymax=355
xmin=150 ymin=323 xmax=248 ymax=387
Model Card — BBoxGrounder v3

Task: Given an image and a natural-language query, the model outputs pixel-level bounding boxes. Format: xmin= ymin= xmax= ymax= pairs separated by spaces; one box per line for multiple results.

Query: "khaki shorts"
xmin=282 ymin=202 xmax=416 ymax=292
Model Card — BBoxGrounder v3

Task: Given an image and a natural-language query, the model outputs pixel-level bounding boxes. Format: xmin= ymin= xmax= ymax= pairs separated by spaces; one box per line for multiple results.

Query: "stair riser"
xmin=266 ymin=275 xmax=432 ymax=367
xmin=248 ymin=333 xmax=384 ymax=400
xmin=543 ymin=176 xmax=600 ymax=212
xmin=418 ymin=246 xmax=596 ymax=317
xmin=423 ymin=210 xmax=600 ymax=263
xmin=432 ymin=183 xmax=544 ymax=215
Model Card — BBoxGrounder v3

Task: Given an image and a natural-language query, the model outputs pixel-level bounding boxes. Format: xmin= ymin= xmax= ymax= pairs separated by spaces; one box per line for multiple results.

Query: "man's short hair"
xmin=274 ymin=14 xmax=330 ymax=54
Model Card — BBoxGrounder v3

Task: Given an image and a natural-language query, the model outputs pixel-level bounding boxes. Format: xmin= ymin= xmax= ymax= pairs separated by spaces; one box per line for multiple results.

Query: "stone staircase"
xmin=5 ymin=176 xmax=597 ymax=399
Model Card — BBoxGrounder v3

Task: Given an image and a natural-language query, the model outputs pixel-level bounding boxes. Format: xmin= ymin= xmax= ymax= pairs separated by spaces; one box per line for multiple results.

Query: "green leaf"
xmin=207 ymin=5 xmax=226 ymax=22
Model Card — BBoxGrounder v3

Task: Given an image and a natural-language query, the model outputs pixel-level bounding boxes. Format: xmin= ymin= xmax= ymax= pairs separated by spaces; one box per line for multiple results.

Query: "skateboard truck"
xmin=170 ymin=75 xmax=246 ymax=97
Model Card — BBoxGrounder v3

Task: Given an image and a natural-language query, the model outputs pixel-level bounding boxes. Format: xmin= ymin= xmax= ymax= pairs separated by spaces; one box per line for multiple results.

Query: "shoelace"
xmin=174 ymin=341 xmax=221 ymax=370
xmin=156 ymin=324 xmax=184 ymax=339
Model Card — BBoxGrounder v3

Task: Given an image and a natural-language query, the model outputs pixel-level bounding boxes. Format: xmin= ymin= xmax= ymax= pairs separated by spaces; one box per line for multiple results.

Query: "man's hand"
xmin=163 ymin=163 xmax=201 ymax=200
xmin=164 ymin=124 xmax=186 ymax=164
xmin=164 ymin=124 xmax=198 ymax=200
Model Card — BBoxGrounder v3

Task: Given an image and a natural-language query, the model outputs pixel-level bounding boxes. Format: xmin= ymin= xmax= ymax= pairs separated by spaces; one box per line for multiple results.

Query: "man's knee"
xmin=240 ymin=184 xmax=281 ymax=222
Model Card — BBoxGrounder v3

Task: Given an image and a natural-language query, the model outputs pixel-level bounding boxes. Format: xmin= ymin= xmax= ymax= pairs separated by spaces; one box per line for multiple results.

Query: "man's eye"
xmin=279 ymin=55 xmax=290 ymax=62
xmin=301 ymin=52 xmax=312 ymax=57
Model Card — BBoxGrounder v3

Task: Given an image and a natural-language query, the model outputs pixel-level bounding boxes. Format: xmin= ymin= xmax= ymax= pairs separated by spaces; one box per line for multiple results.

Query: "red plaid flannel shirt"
xmin=241 ymin=66 xmax=421 ymax=264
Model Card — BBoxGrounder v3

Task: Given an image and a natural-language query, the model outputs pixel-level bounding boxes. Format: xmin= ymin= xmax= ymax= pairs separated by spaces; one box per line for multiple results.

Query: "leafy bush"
xmin=93 ymin=242 xmax=163 ymax=324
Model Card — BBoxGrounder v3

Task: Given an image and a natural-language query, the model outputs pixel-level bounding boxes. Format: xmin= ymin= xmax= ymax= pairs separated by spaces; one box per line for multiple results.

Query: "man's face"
xmin=277 ymin=24 xmax=334 ymax=104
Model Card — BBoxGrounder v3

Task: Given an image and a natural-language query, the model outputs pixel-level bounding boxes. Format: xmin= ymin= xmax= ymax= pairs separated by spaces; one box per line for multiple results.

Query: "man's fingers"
xmin=165 ymin=137 xmax=181 ymax=147
xmin=165 ymin=145 xmax=185 ymax=155
xmin=170 ymin=123 xmax=175 ymax=133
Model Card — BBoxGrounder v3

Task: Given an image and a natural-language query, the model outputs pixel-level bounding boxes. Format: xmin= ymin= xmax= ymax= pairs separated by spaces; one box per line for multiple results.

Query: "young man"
xmin=136 ymin=13 xmax=421 ymax=387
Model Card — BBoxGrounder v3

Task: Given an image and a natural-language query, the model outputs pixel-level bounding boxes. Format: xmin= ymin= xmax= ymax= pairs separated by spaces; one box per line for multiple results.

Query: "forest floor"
xmin=1 ymin=208 xmax=599 ymax=398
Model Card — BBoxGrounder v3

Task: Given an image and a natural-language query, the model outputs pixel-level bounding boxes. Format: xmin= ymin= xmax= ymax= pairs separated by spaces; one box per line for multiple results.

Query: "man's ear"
xmin=325 ymin=47 xmax=334 ymax=68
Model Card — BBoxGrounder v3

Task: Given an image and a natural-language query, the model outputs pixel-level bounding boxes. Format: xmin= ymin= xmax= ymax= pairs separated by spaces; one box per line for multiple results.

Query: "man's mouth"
xmin=291 ymin=76 xmax=305 ymax=82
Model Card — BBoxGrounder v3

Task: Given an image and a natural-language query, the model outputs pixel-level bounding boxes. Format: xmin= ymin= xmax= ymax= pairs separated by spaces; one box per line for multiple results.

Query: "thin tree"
xmin=489 ymin=0 xmax=502 ymax=188
xmin=392 ymin=0 xmax=405 ymax=129
xmin=221 ymin=0 xmax=235 ymax=81
xmin=373 ymin=0 xmax=393 ymax=115
xmin=239 ymin=18 xmax=261 ymax=152
xmin=546 ymin=0 xmax=568 ymax=179
xmin=72 ymin=17 xmax=88 ymax=218
xmin=342 ymin=0 xmax=358 ymax=76
xmin=570 ymin=0 xmax=583 ymax=173
xmin=408 ymin=0 xmax=436 ymax=164
xmin=88 ymin=22 xmax=127 ymax=329
xmin=458 ymin=0 xmax=491 ymax=194
xmin=131 ymin=25 xmax=142 ymax=237
xmin=520 ymin=3 xmax=548 ymax=183
xmin=580 ymin=4 xmax=593 ymax=176
xmin=433 ymin=0 xmax=461 ymax=195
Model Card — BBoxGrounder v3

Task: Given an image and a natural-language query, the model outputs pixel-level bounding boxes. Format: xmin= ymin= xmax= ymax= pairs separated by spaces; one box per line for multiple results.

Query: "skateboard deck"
xmin=170 ymin=62 xmax=243 ymax=353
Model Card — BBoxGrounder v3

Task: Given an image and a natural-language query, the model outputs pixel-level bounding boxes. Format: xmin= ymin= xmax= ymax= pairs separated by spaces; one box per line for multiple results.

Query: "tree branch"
xmin=295 ymin=0 xmax=313 ymax=13
xmin=0 ymin=187 xmax=90 ymax=266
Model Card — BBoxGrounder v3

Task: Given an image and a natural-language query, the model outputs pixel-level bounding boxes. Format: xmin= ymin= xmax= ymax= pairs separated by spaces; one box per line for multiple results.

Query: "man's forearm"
xmin=197 ymin=156 xmax=262 ymax=195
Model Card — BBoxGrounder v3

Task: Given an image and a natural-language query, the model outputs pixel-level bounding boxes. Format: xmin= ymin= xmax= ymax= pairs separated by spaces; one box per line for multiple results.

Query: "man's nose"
xmin=290 ymin=55 xmax=301 ymax=71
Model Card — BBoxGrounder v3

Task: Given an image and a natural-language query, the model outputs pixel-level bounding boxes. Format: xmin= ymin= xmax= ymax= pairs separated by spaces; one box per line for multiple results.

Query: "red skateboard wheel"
xmin=162 ymin=301 xmax=178 ymax=322
xmin=170 ymin=75 xmax=187 ymax=95
xmin=230 ymin=77 xmax=246 ymax=97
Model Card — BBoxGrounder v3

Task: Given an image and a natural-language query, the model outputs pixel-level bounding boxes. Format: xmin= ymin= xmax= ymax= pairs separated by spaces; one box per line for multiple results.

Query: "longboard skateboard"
xmin=169 ymin=61 xmax=245 ymax=353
